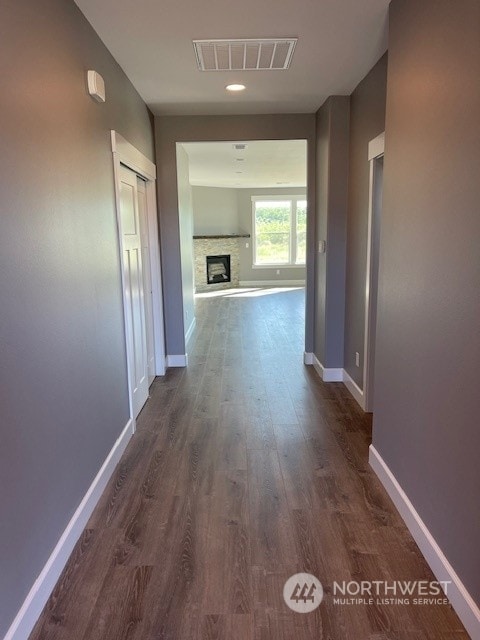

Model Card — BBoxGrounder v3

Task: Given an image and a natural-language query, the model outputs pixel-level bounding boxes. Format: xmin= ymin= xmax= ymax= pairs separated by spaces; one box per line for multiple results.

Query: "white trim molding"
xmin=368 ymin=131 xmax=385 ymax=161
xmin=311 ymin=355 xmax=343 ymax=382
xmin=185 ymin=317 xmax=196 ymax=346
xmin=343 ymin=369 xmax=365 ymax=409
xmin=303 ymin=352 xmax=314 ymax=365
xmin=251 ymin=264 xmax=306 ymax=270
xmin=166 ymin=354 xmax=188 ymax=368
xmin=4 ymin=420 xmax=134 ymax=640
xmin=369 ymin=445 xmax=480 ymax=640
xmin=111 ymin=131 xmax=156 ymax=180
xmin=364 ymin=131 xmax=385 ymax=412
xmin=239 ymin=280 xmax=305 ymax=287
xmin=306 ymin=356 xmax=366 ymax=404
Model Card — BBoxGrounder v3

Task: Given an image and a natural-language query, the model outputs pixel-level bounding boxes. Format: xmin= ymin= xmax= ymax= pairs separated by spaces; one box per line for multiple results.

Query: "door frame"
xmin=136 ymin=177 xmax=156 ymax=387
xmin=165 ymin=132 xmax=314 ymax=359
xmin=363 ymin=131 xmax=385 ymax=412
xmin=111 ymin=131 xmax=166 ymax=426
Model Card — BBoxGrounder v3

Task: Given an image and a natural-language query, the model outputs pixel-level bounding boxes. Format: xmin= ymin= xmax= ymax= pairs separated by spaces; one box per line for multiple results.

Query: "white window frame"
xmin=251 ymin=195 xmax=307 ymax=268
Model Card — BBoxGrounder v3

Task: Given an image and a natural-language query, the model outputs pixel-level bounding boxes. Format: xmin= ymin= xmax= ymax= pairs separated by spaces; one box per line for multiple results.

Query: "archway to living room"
xmin=175 ymin=139 xmax=308 ymax=366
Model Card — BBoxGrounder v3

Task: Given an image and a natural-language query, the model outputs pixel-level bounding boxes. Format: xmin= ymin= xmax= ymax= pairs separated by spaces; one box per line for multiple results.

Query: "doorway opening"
xmin=364 ymin=132 xmax=385 ymax=412
xmin=175 ymin=139 xmax=308 ymax=357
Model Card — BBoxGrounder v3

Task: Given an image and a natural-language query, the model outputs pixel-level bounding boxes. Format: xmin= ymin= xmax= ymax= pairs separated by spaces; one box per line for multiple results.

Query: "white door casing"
xmin=137 ymin=177 xmax=156 ymax=386
xmin=111 ymin=130 xmax=166 ymax=428
xmin=119 ymin=166 xmax=149 ymax=417
xmin=364 ymin=132 xmax=385 ymax=412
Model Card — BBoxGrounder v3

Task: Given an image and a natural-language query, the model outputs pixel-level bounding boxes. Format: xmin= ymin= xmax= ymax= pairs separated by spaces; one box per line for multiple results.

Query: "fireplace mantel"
xmin=193 ymin=234 xmax=250 ymax=239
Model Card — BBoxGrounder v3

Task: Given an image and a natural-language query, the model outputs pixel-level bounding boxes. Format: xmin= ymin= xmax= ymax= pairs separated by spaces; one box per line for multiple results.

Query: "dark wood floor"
xmin=30 ymin=287 xmax=467 ymax=639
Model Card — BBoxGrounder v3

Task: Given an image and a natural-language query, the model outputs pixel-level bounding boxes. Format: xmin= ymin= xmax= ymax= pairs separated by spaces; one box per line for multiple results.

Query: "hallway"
xmin=30 ymin=288 xmax=466 ymax=639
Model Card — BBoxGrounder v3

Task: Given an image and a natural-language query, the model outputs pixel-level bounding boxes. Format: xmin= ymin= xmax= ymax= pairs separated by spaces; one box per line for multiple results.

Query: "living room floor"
xmin=30 ymin=287 xmax=467 ymax=639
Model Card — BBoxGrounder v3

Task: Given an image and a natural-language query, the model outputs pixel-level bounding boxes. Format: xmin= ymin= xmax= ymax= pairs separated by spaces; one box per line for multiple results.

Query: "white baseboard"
xmin=4 ymin=419 xmax=134 ymax=640
xmin=166 ymin=354 xmax=188 ymax=367
xmin=310 ymin=355 xmax=343 ymax=382
xmin=342 ymin=369 xmax=365 ymax=409
xmin=185 ymin=317 xmax=196 ymax=346
xmin=303 ymin=352 xmax=314 ymax=365
xmin=306 ymin=357 xmax=366 ymax=410
xmin=238 ymin=280 xmax=305 ymax=287
xmin=369 ymin=445 xmax=480 ymax=640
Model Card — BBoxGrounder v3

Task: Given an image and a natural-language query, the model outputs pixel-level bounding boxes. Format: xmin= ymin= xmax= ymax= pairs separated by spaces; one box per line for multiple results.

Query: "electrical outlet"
xmin=355 ymin=352 xmax=360 ymax=367
xmin=245 ymin=242 xmax=249 ymax=248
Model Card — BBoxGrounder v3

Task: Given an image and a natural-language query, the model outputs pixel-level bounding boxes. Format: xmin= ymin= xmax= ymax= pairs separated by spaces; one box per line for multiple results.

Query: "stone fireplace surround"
xmin=193 ymin=234 xmax=249 ymax=293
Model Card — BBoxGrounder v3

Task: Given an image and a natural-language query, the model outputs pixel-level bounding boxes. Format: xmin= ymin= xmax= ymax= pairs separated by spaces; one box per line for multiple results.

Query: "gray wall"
xmin=344 ymin=54 xmax=388 ymax=386
xmin=176 ymin=146 xmax=195 ymax=341
xmin=192 ymin=186 xmax=240 ymax=235
xmin=155 ymin=115 xmax=316 ymax=356
xmin=314 ymin=97 xmax=350 ymax=367
xmin=237 ymin=187 xmax=307 ymax=284
xmin=374 ymin=0 xmax=480 ymax=605
xmin=0 ymin=0 xmax=154 ymax=635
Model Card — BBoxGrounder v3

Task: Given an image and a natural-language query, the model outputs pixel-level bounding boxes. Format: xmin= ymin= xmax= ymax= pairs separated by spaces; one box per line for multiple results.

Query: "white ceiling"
xmin=182 ymin=140 xmax=307 ymax=188
xmin=74 ymin=0 xmax=389 ymax=116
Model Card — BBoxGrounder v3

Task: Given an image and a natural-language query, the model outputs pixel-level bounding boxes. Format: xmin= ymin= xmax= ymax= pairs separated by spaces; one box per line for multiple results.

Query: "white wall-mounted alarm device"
xmin=87 ymin=70 xmax=106 ymax=103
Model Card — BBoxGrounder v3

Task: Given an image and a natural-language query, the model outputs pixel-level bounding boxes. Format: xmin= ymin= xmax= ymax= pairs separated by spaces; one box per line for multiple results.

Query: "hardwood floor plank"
xmin=245 ymin=414 xmax=277 ymax=451
xmin=247 ymin=449 xmax=298 ymax=572
xmin=132 ymin=493 xmax=208 ymax=640
xmin=215 ymin=402 xmax=247 ymax=472
xmin=200 ymin=613 xmax=253 ymax=640
xmin=80 ymin=565 xmax=153 ymax=640
xmin=277 ymin=439 xmax=327 ymax=511
xmin=202 ymin=469 xmax=251 ymax=615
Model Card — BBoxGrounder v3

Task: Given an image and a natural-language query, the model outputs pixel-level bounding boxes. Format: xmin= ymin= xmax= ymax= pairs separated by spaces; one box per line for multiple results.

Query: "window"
xmin=252 ymin=196 xmax=307 ymax=266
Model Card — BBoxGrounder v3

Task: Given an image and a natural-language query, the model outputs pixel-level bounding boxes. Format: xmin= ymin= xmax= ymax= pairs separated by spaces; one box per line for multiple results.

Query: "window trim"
xmin=251 ymin=195 xmax=307 ymax=268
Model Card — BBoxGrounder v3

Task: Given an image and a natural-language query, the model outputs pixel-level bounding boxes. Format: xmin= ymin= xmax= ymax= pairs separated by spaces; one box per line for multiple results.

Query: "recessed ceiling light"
xmin=226 ymin=84 xmax=246 ymax=92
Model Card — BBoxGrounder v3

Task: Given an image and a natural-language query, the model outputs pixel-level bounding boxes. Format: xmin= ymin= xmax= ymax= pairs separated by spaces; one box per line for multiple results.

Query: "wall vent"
xmin=193 ymin=38 xmax=297 ymax=71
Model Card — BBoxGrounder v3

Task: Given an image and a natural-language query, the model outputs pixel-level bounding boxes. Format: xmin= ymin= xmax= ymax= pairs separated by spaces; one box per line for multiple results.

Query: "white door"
xmin=119 ymin=165 xmax=149 ymax=417
xmin=137 ymin=177 xmax=156 ymax=386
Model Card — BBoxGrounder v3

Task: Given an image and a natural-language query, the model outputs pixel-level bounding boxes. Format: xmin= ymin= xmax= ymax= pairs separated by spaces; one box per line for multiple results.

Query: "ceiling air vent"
xmin=193 ymin=38 xmax=297 ymax=71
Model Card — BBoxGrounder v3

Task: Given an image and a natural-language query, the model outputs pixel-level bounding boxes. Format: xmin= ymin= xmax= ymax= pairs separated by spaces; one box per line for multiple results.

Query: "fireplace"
xmin=194 ymin=238 xmax=241 ymax=292
xmin=206 ymin=254 xmax=231 ymax=284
